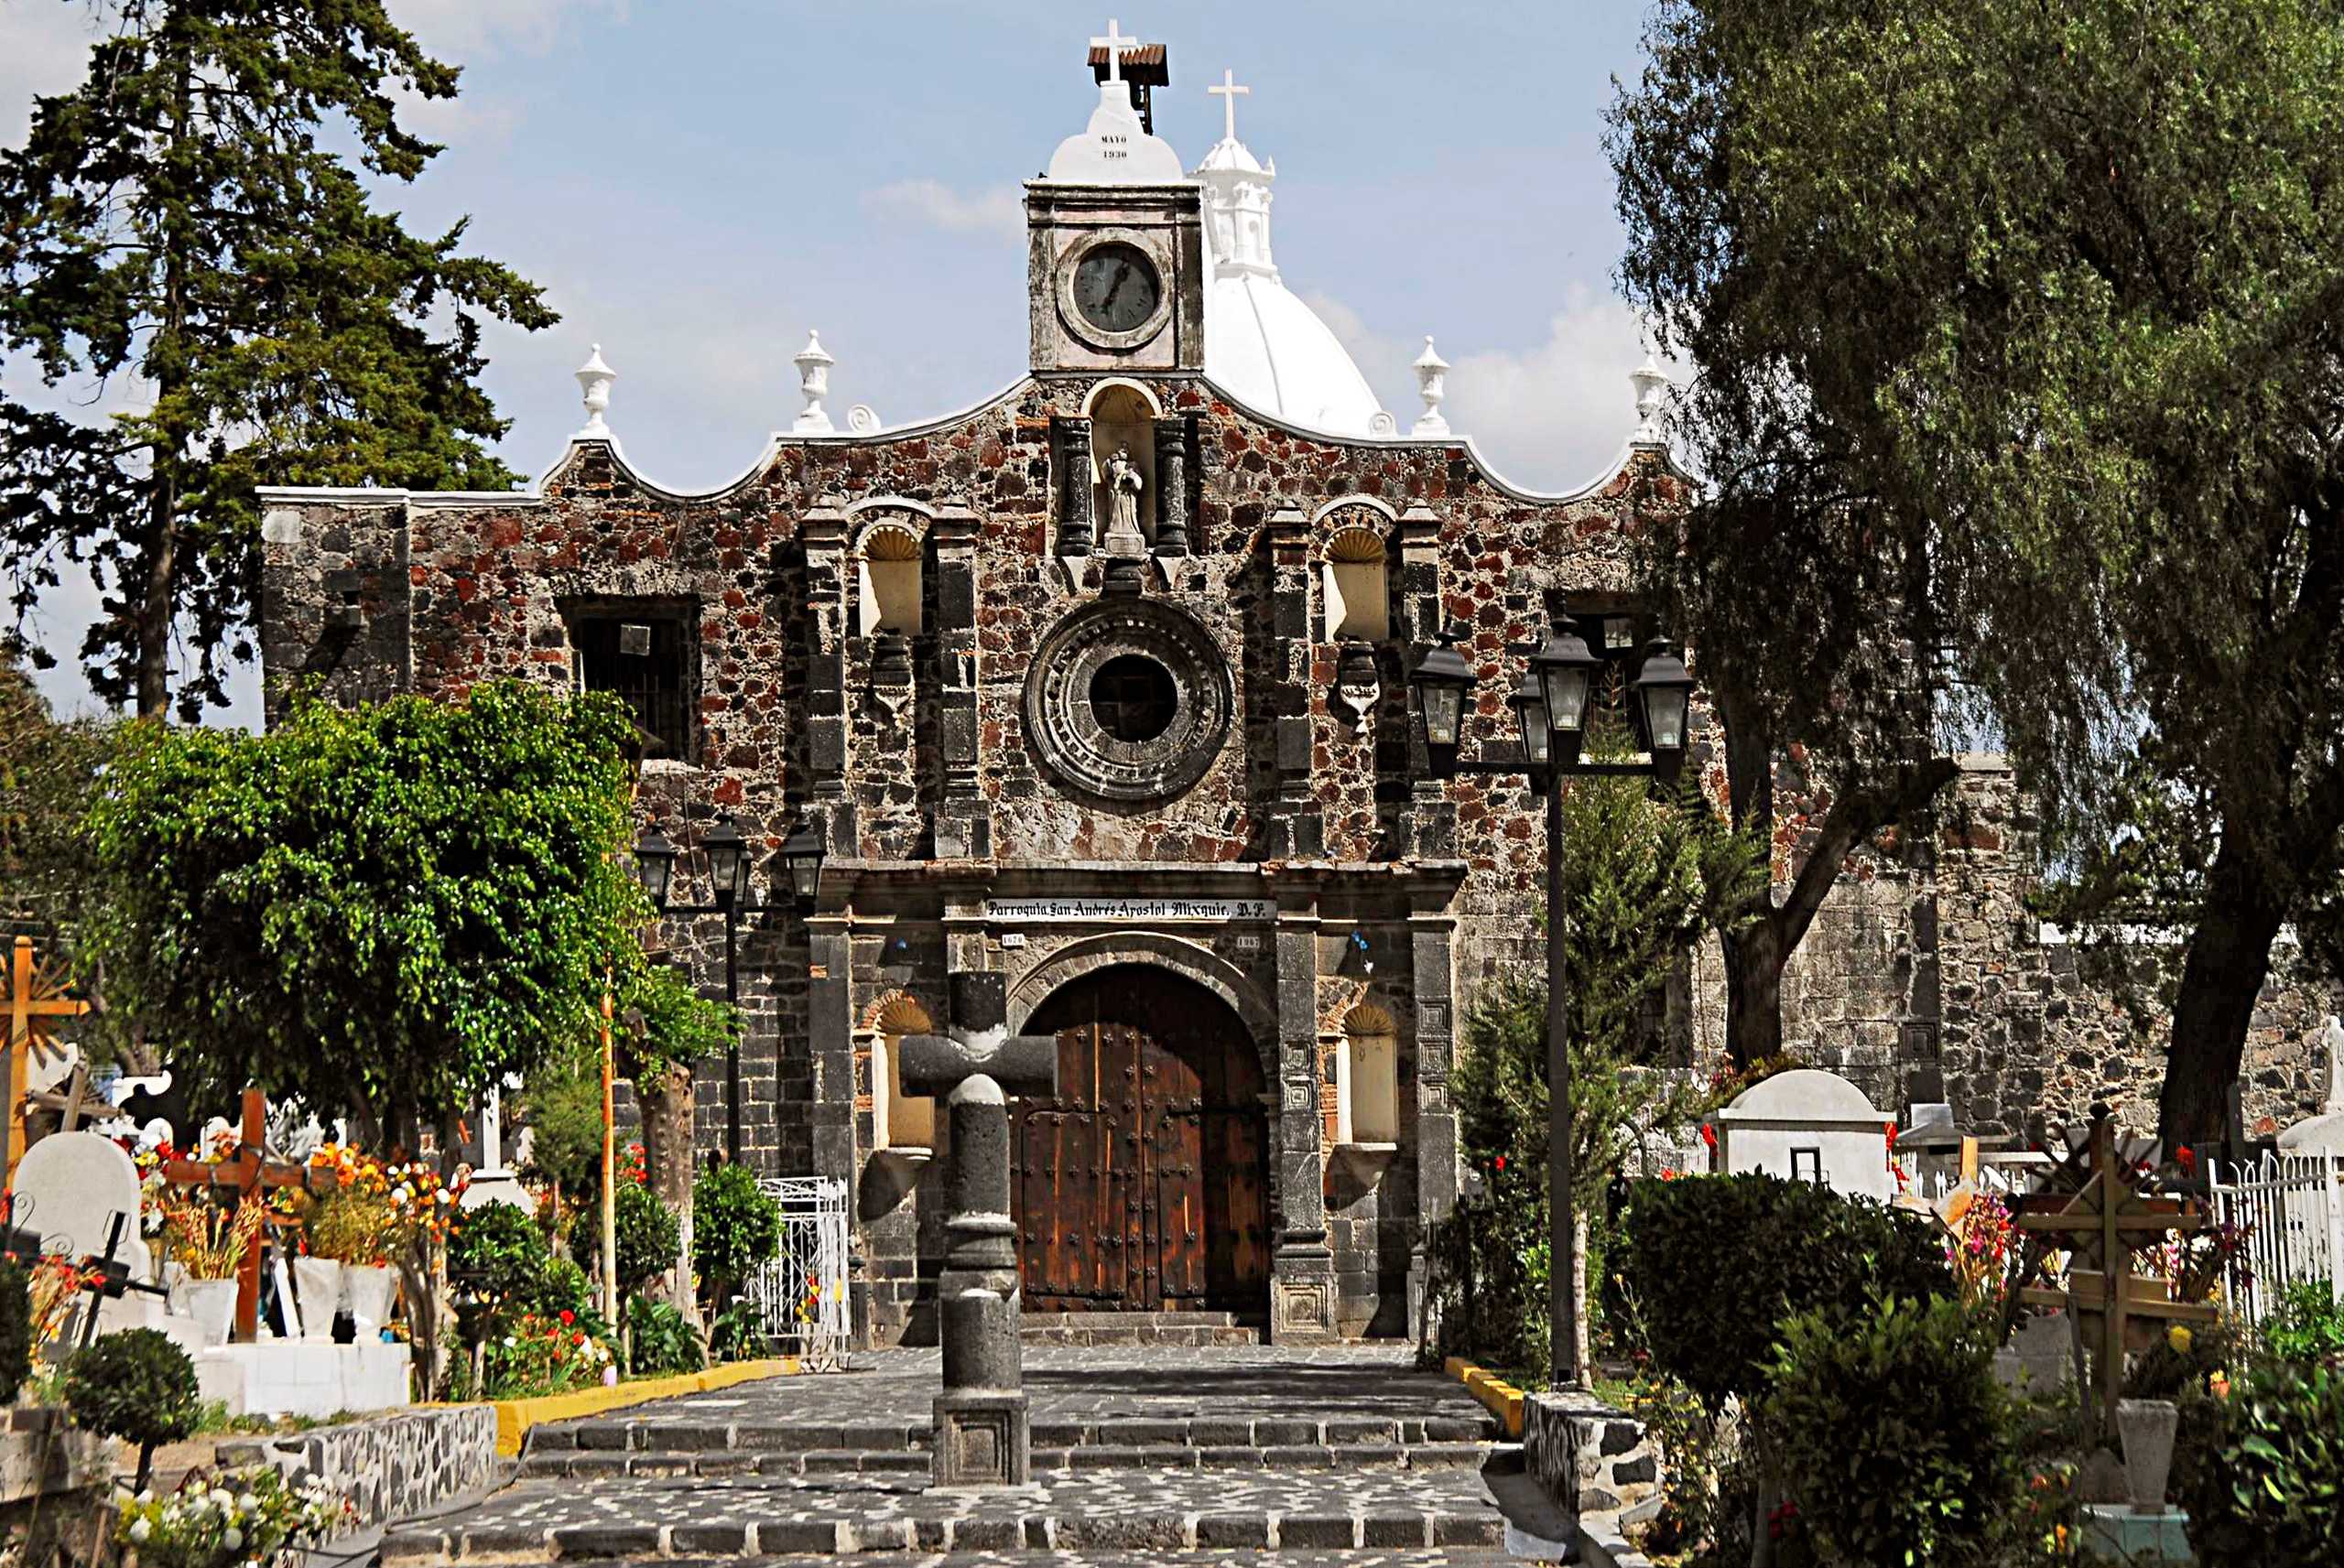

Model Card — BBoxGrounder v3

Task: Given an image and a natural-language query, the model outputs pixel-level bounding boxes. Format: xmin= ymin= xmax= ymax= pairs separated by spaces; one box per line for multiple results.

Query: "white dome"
xmin=1207 ymin=272 xmax=1383 ymax=435
xmin=1192 ymin=124 xmax=1386 ymax=437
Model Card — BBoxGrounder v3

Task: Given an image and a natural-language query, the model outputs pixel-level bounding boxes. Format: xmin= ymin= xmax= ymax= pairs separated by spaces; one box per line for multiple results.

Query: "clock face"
xmin=1071 ymin=243 xmax=1162 ymax=335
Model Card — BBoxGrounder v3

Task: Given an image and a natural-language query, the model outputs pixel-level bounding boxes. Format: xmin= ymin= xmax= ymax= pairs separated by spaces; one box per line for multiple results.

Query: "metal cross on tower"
xmin=1209 ymin=68 xmax=1249 ymax=142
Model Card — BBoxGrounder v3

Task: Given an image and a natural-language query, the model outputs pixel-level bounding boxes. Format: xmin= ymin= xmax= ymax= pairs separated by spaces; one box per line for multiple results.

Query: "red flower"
xmin=1492 ymin=1155 xmax=1506 ymax=1171
xmin=559 ymin=1309 xmax=575 ymax=1326
xmin=2176 ymin=1145 xmax=2196 ymax=1172
xmin=1699 ymin=1124 xmax=1719 ymax=1151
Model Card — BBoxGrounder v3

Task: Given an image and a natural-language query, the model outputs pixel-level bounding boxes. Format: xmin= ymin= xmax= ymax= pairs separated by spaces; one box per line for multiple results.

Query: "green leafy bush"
xmin=66 ymin=1328 xmax=201 ymax=1487
xmin=1768 ymin=1292 xmax=2013 ymax=1567
xmin=0 ymin=1260 xmax=30 ymax=1404
xmin=709 ymin=1296 xmax=768 ymax=1364
xmin=626 ymin=1296 xmax=703 ymax=1376
xmin=1622 ymin=1173 xmax=1953 ymax=1409
xmin=2183 ymin=1360 xmax=2344 ymax=1566
xmin=449 ymin=1200 xmax=577 ymax=1342
xmin=480 ymin=1306 xmax=615 ymax=1398
xmin=692 ymin=1163 xmax=780 ymax=1307
xmin=615 ymin=1181 xmax=680 ymax=1298
xmin=2261 ymin=1279 xmax=2344 ymax=1364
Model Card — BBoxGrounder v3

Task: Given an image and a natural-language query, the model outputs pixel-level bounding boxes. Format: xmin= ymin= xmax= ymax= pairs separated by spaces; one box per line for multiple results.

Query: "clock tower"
xmin=1026 ymin=26 xmax=1204 ymax=378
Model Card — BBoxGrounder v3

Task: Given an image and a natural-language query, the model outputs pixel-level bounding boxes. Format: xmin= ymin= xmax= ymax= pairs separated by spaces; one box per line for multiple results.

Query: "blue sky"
xmin=2 ymin=1 xmax=1659 ymax=721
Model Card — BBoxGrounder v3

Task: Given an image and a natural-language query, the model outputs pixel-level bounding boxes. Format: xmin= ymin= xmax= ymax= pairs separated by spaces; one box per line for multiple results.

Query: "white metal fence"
xmin=748 ymin=1175 xmax=851 ymax=1370
xmin=2208 ymin=1152 xmax=2344 ymax=1324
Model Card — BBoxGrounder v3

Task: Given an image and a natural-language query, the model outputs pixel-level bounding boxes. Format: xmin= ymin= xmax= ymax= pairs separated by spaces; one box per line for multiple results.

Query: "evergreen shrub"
xmin=1621 ymin=1172 xmax=1952 ymax=1409
xmin=1767 ymin=1292 xmax=2013 ymax=1567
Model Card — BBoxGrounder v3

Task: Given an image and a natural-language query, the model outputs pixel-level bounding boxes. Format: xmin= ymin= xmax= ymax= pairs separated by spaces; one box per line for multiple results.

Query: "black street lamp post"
xmin=1407 ymin=623 xmax=1693 ymax=1390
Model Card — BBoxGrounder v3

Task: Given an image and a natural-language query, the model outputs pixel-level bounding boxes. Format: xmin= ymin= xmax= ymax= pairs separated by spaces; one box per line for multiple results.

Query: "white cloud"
xmin=1308 ymin=285 xmax=1670 ymax=496
xmin=862 ymin=179 xmax=1026 ymax=241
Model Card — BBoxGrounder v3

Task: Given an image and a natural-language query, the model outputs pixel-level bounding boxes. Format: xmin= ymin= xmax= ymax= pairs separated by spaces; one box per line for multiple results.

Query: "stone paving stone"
xmin=1278 ymin=1514 xmax=1362 ymax=1549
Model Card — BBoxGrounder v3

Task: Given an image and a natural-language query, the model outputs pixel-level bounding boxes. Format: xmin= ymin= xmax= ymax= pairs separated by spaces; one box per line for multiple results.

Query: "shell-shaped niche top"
xmin=863 ymin=522 xmax=923 ymax=562
xmin=1326 ymin=523 xmax=1386 ymax=563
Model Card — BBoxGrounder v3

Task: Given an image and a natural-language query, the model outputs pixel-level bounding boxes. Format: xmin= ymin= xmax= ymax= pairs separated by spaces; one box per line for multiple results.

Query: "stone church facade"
xmin=256 ymin=43 xmax=2337 ymax=1346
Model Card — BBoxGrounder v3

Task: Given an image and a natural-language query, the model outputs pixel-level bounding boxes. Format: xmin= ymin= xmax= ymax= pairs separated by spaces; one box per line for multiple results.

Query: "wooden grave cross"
xmin=2 ymin=935 xmax=91 ymax=1185
xmin=2014 ymin=1113 xmax=2217 ymax=1440
xmin=157 ymin=1087 xmax=328 ymax=1342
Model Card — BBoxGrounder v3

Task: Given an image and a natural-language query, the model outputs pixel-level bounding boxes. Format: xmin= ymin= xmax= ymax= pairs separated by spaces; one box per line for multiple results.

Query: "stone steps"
xmin=527 ymin=1410 xmax=1501 ymax=1456
xmin=383 ymin=1490 xmax=1511 ymax=1561
xmin=1017 ymin=1310 xmax=1265 ymax=1346
xmin=520 ymin=1438 xmax=1515 ymax=1480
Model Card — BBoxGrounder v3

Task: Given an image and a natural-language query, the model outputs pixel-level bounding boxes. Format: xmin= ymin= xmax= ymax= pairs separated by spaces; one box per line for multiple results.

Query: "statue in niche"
xmin=1101 ymin=445 xmax=1147 ymax=557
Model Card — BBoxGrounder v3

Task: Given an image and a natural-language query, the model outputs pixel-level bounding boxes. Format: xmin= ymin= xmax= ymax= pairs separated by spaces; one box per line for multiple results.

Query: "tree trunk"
xmin=1570 ymin=1207 xmax=1592 ymax=1388
xmin=2160 ymin=839 xmax=2286 ymax=1148
xmin=638 ymin=1062 xmax=700 ymax=1327
xmin=1720 ymin=919 xmax=1786 ymax=1071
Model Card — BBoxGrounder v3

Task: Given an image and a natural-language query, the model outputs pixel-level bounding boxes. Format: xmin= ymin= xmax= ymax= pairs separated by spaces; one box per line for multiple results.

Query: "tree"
xmin=1449 ymin=761 xmax=1763 ymax=1375
xmin=82 ymin=682 xmax=649 ymax=1148
xmin=619 ymin=960 xmax=737 ymax=1325
xmin=1610 ymin=16 xmax=1964 ymax=1070
xmin=0 ymin=657 xmax=114 ymax=935
xmin=0 ymin=0 xmax=553 ymax=719
xmin=1609 ymin=0 xmax=2344 ymax=1143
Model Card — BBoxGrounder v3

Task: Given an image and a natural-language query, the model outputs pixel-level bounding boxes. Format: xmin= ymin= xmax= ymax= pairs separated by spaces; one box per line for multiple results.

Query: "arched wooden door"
xmin=1015 ymin=966 xmax=1269 ymax=1313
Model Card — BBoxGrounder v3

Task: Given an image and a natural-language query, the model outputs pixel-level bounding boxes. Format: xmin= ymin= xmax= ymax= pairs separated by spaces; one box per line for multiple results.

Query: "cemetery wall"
xmin=217 ymin=1404 xmax=499 ymax=1529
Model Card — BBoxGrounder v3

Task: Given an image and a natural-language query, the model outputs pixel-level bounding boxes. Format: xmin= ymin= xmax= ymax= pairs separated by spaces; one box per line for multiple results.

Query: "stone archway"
xmin=1014 ymin=964 xmax=1271 ymax=1314
xmin=1006 ymin=931 xmax=1277 ymax=1077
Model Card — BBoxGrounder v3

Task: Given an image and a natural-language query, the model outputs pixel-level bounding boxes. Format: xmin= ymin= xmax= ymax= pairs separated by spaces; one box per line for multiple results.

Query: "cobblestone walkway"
xmin=385 ymin=1345 xmax=1538 ymax=1563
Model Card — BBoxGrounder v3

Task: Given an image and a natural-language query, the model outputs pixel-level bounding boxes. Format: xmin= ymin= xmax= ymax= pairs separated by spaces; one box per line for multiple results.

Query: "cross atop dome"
xmin=1209 ymin=69 xmax=1249 ymax=143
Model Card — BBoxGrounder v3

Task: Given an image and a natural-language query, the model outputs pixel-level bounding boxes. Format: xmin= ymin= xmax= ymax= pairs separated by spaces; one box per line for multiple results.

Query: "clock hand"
xmin=1101 ymin=263 xmax=1128 ymax=314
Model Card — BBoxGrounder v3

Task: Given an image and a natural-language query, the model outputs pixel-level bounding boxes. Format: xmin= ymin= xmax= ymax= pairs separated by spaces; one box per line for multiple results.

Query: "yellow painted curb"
xmin=1444 ymin=1357 xmax=1525 ymax=1438
xmin=490 ymin=1357 xmax=798 ymax=1454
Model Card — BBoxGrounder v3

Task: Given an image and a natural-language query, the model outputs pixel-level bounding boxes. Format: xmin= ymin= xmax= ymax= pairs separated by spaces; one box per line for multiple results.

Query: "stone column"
xmin=930 ymin=503 xmax=991 ymax=860
xmin=1153 ymin=416 xmax=1191 ymax=557
xmin=1408 ymin=911 xmax=1459 ymax=1335
xmin=1270 ymin=902 xmax=1338 ymax=1343
xmin=1053 ymin=416 xmax=1094 ymax=557
xmin=1395 ymin=503 xmax=1454 ymax=858
xmin=900 ymin=972 xmax=1058 ymax=1489
xmin=1264 ymin=504 xmax=1321 ymax=859
xmin=801 ymin=497 xmax=856 ymax=851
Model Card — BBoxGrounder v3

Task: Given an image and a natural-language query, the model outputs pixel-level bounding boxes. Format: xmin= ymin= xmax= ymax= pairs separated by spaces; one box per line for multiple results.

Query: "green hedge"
xmin=1768 ymin=1292 xmax=2013 ymax=1566
xmin=2184 ymin=1360 xmax=2344 ymax=1566
xmin=1621 ymin=1173 xmax=1952 ymax=1409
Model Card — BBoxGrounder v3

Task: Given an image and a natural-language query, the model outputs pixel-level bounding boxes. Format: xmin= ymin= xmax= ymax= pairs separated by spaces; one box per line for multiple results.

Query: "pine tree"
xmin=0 ymin=0 xmax=555 ymax=718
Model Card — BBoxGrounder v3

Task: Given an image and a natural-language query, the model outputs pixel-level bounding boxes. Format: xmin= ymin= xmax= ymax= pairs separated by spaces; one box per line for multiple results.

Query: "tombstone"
xmin=2276 ymin=1015 xmax=2344 ymax=1154
xmin=13 ymin=1130 xmax=162 ymax=1335
xmin=461 ymin=1078 xmax=527 ymax=1213
xmin=1709 ymin=1068 xmax=1894 ymax=1202
xmin=899 ymin=971 xmax=1058 ymax=1490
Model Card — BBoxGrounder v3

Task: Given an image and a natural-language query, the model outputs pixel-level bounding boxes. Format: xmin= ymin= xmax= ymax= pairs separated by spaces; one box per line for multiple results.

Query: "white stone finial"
xmin=2323 ymin=1015 xmax=2344 ymax=1114
xmin=1631 ymin=358 xmax=1670 ymax=446
xmin=793 ymin=330 xmax=836 ymax=435
xmin=1411 ymin=337 xmax=1451 ymax=438
xmin=574 ymin=343 xmax=615 ymax=439
xmin=1210 ymin=68 xmax=1250 ymax=143
xmin=1091 ymin=17 xmax=1137 ymax=85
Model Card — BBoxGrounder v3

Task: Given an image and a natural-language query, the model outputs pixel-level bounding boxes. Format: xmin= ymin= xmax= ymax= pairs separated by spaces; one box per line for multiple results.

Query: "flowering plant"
xmin=114 ymin=1465 xmax=355 ymax=1568
xmin=298 ymin=1145 xmax=466 ymax=1263
xmin=159 ymin=1195 xmax=265 ymax=1281
xmin=481 ymin=1305 xmax=616 ymax=1398
xmin=1940 ymin=1188 xmax=2016 ymax=1311
xmin=26 ymin=1253 xmax=89 ymax=1347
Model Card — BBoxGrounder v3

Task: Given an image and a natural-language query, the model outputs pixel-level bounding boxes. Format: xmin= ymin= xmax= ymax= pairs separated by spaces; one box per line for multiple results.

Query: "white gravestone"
xmin=1710 ymin=1067 xmax=1895 ymax=1202
xmin=13 ymin=1130 xmax=163 ymax=1336
xmin=2277 ymin=1015 xmax=2344 ymax=1154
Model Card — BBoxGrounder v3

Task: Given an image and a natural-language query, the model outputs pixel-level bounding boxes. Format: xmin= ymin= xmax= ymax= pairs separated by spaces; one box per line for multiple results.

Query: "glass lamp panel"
xmin=1512 ymin=681 xmax=1550 ymax=765
xmin=1539 ymin=664 xmax=1592 ymax=737
xmin=1644 ymin=687 xmax=1691 ymax=752
xmin=1421 ymin=681 xmax=1465 ymax=748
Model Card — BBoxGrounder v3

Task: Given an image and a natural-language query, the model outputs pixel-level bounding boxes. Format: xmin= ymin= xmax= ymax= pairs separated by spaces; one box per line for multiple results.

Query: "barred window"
xmin=568 ymin=603 xmax=695 ymax=762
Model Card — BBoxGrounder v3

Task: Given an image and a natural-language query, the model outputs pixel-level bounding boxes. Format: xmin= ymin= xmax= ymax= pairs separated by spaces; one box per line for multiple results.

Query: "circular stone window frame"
xmin=1024 ymin=598 xmax=1233 ymax=804
xmin=1055 ymin=232 xmax=1176 ymax=354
